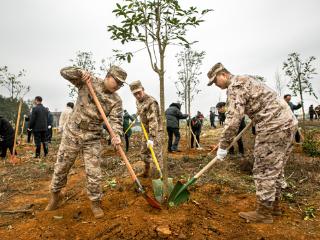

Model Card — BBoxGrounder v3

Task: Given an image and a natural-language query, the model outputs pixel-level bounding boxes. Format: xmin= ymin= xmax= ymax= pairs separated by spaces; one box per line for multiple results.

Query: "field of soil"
xmin=1 ymin=123 xmax=320 ymax=239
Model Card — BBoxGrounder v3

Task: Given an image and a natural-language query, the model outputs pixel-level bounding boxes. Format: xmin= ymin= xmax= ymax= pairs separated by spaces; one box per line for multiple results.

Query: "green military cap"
xmin=108 ymin=65 xmax=127 ymax=83
xmin=207 ymin=62 xmax=224 ymax=86
xmin=129 ymin=80 xmax=144 ymax=94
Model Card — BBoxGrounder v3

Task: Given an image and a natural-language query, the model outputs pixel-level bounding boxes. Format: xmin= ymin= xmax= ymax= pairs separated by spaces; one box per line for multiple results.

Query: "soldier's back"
xmin=229 ymin=75 xmax=297 ymax=134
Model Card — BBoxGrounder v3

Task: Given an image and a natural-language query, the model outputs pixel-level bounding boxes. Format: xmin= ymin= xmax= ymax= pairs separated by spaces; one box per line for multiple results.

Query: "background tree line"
xmin=0 ymin=66 xmax=31 ymax=128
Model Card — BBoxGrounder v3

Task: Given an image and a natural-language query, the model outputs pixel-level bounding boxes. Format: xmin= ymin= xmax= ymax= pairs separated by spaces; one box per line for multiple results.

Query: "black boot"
xmin=35 ymin=145 xmax=41 ymax=158
xmin=43 ymin=142 xmax=48 ymax=157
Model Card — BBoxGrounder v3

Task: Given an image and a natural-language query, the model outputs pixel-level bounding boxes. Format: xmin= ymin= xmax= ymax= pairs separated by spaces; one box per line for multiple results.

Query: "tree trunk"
xmin=11 ymin=83 xmax=14 ymax=100
xmin=184 ymin=88 xmax=189 ymax=150
xmin=187 ymin=68 xmax=191 ymax=149
xmin=186 ymin=52 xmax=191 ymax=150
xmin=298 ymin=73 xmax=305 ymax=121
xmin=159 ymin=54 xmax=169 ymax=199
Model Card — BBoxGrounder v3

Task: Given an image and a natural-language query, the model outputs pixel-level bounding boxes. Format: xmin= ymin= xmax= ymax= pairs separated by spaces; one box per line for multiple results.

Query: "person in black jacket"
xmin=25 ymin=108 xmax=34 ymax=143
xmin=0 ymin=116 xmax=16 ymax=159
xmin=190 ymin=111 xmax=204 ymax=148
xmin=165 ymin=103 xmax=188 ymax=152
xmin=309 ymin=105 xmax=315 ymax=121
xmin=209 ymin=110 xmax=217 ymax=128
xmin=229 ymin=117 xmax=246 ymax=157
xmin=29 ymin=96 xmax=48 ymax=158
xmin=123 ymin=110 xmax=135 ymax=152
xmin=46 ymin=108 xmax=53 ymax=143
xmin=216 ymin=102 xmax=226 ymax=126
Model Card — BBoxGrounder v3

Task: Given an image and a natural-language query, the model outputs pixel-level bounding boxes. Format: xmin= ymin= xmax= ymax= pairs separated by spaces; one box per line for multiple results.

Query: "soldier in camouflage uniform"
xmin=207 ymin=63 xmax=298 ymax=224
xmin=45 ymin=65 xmax=126 ymax=219
xmin=129 ymin=80 xmax=163 ymax=178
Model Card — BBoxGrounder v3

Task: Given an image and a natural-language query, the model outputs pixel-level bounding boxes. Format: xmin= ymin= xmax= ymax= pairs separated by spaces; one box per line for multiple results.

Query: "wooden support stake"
xmin=11 ymin=99 xmax=22 ymax=164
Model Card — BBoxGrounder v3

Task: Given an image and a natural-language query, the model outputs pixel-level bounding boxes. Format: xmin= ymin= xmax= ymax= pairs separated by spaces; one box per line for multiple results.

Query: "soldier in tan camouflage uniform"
xmin=129 ymin=80 xmax=163 ymax=177
xmin=45 ymin=65 xmax=126 ymax=219
xmin=207 ymin=63 xmax=298 ymax=224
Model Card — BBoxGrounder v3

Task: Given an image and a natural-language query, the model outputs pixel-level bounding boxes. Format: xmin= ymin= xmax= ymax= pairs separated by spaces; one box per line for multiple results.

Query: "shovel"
xmin=124 ymin=118 xmax=137 ymax=135
xmin=190 ymin=127 xmax=203 ymax=150
xmin=168 ymin=120 xmax=253 ymax=207
xmin=207 ymin=145 xmax=219 ymax=157
xmin=140 ymin=122 xmax=174 ymax=202
xmin=85 ymin=79 xmax=161 ymax=210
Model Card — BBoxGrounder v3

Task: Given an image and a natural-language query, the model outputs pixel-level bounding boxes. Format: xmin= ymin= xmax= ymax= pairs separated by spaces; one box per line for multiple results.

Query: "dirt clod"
xmin=156 ymin=225 xmax=172 ymax=238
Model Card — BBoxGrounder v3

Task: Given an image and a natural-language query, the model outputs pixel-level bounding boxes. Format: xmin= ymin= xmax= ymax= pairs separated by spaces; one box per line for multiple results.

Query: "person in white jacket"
xmin=58 ymin=102 xmax=74 ymax=133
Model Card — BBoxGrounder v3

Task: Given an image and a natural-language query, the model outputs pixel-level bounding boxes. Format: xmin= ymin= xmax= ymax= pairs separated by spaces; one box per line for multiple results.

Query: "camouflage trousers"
xmin=253 ymin=126 xmax=297 ymax=202
xmin=141 ymin=131 xmax=163 ymax=169
xmin=50 ymin=131 xmax=102 ymax=201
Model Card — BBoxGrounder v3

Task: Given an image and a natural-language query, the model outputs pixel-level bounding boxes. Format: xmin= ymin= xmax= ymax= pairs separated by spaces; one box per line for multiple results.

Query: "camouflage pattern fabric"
xmin=50 ymin=66 xmax=123 ymax=201
xmin=60 ymin=67 xmax=123 ymax=137
xmin=136 ymin=94 xmax=163 ymax=165
xmin=219 ymin=75 xmax=298 ymax=149
xmin=50 ymin=129 xmax=103 ymax=201
xmin=58 ymin=106 xmax=73 ymax=132
xmin=141 ymin=131 xmax=163 ymax=167
xmin=218 ymin=74 xmax=298 ymax=204
xmin=253 ymin=126 xmax=297 ymax=202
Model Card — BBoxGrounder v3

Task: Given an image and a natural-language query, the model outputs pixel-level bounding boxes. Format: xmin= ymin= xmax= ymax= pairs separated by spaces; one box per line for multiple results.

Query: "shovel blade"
xmin=152 ymin=178 xmax=174 ymax=203
xmin=134 ymin=180 xmax=162 ymax=209
xmin=168 ymin=177 xmax=197 ymax=207
xmin=170 ymin=189 xmax=190 ymax=207
xmin=168 ymin=181 xmax=190 ymax=206
xmin=143 ymin=192 xmax=162 ymax=209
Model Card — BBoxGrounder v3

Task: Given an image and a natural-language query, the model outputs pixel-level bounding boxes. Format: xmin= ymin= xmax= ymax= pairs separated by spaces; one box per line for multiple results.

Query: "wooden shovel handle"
xmin=225 ymin=120 xmax=253 ymax=152
xmin=208 ymin=145 xmax=219 ymax=155
xmin=194 ymin=120 xmax=253 ymax=179
xmin=189 ymin=126 xmax=201 ymax=148
xmin=85 ymin=80 xmax=138 ymax=182
xmin=11 ymin=99 xmax=23 ymax=163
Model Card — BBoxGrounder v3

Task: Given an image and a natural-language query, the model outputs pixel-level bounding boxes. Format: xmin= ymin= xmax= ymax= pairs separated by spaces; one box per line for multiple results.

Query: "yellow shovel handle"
xmin=140 ymin=122 xmax=163 ymax=178
xmin=124 ymin=118 xmax=137 ymax=135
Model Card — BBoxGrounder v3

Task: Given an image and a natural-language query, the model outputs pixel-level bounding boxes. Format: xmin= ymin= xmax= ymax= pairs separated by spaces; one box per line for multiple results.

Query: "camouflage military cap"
xmin=207 ymin=62 xmax=225 ymax=86
xmin=129 ymin=80 xmax=144 ymax=94
xmin=108 ymin=65 xmax=127 ymax=83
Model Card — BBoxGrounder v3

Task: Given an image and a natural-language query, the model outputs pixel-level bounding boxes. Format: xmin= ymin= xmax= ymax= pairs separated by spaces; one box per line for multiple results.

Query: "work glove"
xmin=147 ymin=139 xmax=154 ymax=148
xmin=217 ymin=147 xmax=227 ymax=161
xmin=48 ymin=125 xmax=52 ymax=129
xmin=111 ymin=135 xmax=121 ymax=147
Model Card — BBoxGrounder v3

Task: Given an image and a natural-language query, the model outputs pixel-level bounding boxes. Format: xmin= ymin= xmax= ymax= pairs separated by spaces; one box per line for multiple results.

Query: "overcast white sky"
xmin=1 ymin=0 xmax=320 ymax=116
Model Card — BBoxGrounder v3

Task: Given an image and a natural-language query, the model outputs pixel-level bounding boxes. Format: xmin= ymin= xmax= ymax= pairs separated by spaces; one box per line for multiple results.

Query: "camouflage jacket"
xmin=220 ymin=75 xmax=298 ymax=149
xmin=60 ymin=67 xmax=123 ymax=138
xmin=136 ymin=94 xmax=163 ymax=139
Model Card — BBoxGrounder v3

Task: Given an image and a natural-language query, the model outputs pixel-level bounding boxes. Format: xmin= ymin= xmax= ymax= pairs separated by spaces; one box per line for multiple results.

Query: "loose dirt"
xmin=1 ymin=124 xmax=319 ymax=239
